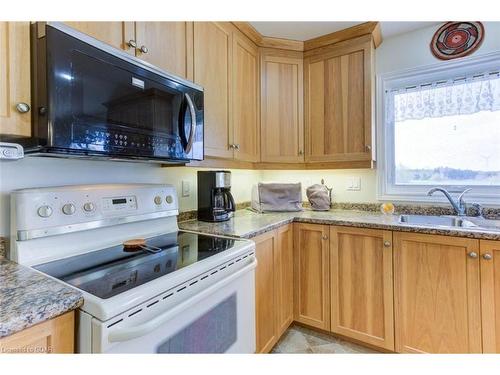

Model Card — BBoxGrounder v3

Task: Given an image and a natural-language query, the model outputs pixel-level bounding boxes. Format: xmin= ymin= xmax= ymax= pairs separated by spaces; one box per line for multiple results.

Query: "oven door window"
xmin=50 ymin=49 xmax=189 ymax=160
xmin=156 ymin=294 xmax=237 ymax=353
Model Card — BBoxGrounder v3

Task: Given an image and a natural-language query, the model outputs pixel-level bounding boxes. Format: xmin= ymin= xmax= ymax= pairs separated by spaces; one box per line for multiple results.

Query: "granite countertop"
xmin=179 ymin=208 xmax=500 ymax=241
xmin=0 ymin=258 xmax=83 ymax=338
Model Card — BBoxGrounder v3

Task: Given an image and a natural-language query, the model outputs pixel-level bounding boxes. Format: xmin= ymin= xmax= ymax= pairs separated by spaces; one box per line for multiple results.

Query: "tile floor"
xmin=271 ymin=324 xmax=379 ymax=354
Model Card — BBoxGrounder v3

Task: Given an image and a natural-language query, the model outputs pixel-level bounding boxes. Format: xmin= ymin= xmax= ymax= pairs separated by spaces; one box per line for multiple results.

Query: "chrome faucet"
xmin=427 ymin=187 xmax=472 ymax=216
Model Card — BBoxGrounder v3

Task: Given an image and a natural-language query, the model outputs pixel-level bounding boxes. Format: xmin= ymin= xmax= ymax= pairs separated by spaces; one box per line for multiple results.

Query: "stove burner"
xmin=34 ymin=231 xmax=238 ymax=299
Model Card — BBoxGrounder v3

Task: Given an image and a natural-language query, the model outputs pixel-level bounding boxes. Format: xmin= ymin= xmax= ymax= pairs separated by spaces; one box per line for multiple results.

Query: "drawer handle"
xmin=483 ymin=253 xmax=493 ymax=261
xmin=468 ymin=251 xmax=478 ymax=259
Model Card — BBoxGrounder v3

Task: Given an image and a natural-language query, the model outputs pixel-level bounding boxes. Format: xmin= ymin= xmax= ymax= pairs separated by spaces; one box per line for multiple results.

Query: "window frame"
xmin=376 ymin=51 xmax=500 ymax=206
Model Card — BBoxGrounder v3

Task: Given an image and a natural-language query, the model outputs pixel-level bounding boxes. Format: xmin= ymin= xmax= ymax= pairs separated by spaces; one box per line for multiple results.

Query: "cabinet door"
xmin=64 ymin=22 xmax=135 ymax=54
xmin=260 ymin=50 xmax=304 ymax=163
xmin=232 ymin=31 xmax=259 ymax=162
xmin=480 ymin=240 xmax=500 ymax=353
xmin=0 ymin=22 xmax=31 ymax=137
xmin=194 ymin=22 xmax=233 ymax=158
xmin=393 ymin=233 xmax=481 ymax=353
xmin=276 ymin=224 xmax=294 ymax=336
xmin=135 ymin=22 xmax=193 ymax=79
xmin=254 ymin=230 xmax=278 ymax=353
xmin=0 ymin=311 xmax=74 ymax=353
xmin=330 ymin=226 xmax=394 ymax=351
xmin=305 ymin=37 xmax=373 ymax=163
xmin=293 ymin=223 xmax=330 ymax=330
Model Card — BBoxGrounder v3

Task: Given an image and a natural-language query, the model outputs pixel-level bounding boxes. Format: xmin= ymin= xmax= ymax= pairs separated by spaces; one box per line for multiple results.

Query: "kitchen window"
xmin=377 ymin=52 xmax=500 ymax=205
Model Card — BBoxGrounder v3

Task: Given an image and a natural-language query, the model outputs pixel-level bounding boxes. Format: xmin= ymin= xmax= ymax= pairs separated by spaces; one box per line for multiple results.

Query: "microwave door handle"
xmin=107 ymin=257 xmax=257 ymax=343
xmin=183 ymin=93 xmax=196 ymax=154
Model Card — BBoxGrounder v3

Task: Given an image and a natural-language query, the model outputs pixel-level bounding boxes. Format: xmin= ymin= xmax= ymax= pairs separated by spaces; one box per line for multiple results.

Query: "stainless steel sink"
xmin=398 ymin=215 xmax=478 ymax=228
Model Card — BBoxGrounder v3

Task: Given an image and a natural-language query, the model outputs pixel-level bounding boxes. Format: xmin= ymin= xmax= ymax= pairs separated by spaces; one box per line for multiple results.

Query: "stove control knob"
xmin=154 ymin=196 xmax=162 ymax=205
xmin=37 ymin=205 xmax=53 ymax=218
xmin=83 ymin=202 xmax=95 ymax=212
xmin=166 ymin=195 xmax=173 ymax=204
xmin=62 ymin=203 xmax=76 ymax=215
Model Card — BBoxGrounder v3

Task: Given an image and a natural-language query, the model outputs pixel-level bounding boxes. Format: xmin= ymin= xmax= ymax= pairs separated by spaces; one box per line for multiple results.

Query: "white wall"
xmin=376 ymin=22 xmax=500 ymax=75
xmin=260 ymin=169 xmax=377 ymax=203
xmin=0 ymin=158 xmax=261 ymax=236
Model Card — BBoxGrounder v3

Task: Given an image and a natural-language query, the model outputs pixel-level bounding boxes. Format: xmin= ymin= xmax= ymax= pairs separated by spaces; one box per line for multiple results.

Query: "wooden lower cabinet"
xmin=254 ymin=230 xmax=278 ymax=353
xmin=276 ymin=224 xmax=294 ymax=336
xmin=329 ymin=226 xmax=394 ymax=351
xmin=293 ymin=223 xmax=330 ymax=330
xmin=393 ymin=232 xmax=482 ymax=353
xmin=0 ymin=312 xmax=74 ymax=354
xmin=480 ymin=240 xmax=500 ymax=353
xmin=254 ymin=225 xmax=294 ymax=353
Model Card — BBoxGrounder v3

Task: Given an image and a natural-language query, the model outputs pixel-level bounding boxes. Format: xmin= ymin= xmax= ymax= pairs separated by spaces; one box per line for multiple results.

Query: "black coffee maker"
xmin=197 ymin=171 xmax=236 ymax=222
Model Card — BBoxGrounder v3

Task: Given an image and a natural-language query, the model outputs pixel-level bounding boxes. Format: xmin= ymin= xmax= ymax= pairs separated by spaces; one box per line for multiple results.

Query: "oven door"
xmin=42 ymin=24 xmax=204 ymax=161
xmin=91 ymin=258 xmax=256 ymax=353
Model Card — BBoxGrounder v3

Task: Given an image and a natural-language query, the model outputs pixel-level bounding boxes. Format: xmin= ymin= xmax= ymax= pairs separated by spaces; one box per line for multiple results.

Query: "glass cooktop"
xmin=34 ymin=231 xmax=237 ymax=299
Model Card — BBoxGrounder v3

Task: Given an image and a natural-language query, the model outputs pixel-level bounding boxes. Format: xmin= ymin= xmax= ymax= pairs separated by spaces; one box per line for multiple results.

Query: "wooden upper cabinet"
xmin=64 ymin=22 xmax=135 ymax=54
xmin=232 ymin=31 xmax=259 ymax=162
xmin=293 ymin=223 xmax=330 ymax=330
xmin=304 ymin=35 xmax=374 ymax=164
xmin=254 ymin=230 xmax=279 ymax=353
xmin=330 ymin=226 xmax=394 ymax=351
xmin=275 ymin=224 xmax=294 ymax=337
xmin=0 ymin=22 xmax=31 ymax=138
xmin=393 ymin=233 xmax=482 ymax=353
xmin=0 ymin=311 xmax=75 ymax=354
xmin=260 ymin=49 xmax=304 ymax=163
xmin=480 ymin=240 xmax=500 ymax=353
xmin=135 ymin=22 xmax=193 ymax=79
xmin=194 ymin=22 xmax=233 ymax=159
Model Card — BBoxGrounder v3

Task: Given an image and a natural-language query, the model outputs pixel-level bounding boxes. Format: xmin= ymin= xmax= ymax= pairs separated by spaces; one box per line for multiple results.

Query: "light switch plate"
xmin=182 ymin=180 xmax=190 ymax=197
xmin=346 ymin=177 xmax=361 ymax=191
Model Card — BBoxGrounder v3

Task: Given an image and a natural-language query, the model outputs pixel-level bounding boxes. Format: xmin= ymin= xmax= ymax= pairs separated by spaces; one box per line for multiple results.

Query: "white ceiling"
xmin=249 ymin=22 xmax=441 ymax=41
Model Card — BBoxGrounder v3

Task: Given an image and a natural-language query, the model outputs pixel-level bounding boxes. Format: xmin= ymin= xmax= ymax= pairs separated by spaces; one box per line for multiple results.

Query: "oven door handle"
xmin=183 ymin=93 xmax=196 ymax=154
xmin=107 ymin=256 xmax=256 ymax=343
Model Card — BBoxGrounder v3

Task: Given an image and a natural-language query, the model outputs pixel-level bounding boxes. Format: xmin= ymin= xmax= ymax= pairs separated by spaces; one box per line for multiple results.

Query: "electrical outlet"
xmin=346 ymin=177 xmax=361 ymax=191
xmin=182 ymin=180 xmax=190 ymax=197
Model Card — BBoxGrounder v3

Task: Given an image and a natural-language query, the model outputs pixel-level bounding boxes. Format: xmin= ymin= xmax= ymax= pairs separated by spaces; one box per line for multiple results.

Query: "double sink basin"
xmin=398 ymin=214 xmax=500 ymax=231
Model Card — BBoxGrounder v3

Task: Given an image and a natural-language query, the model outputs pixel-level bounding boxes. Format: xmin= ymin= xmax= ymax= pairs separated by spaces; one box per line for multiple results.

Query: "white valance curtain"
xmin=388 ymin=72 xmax=500 ymax=122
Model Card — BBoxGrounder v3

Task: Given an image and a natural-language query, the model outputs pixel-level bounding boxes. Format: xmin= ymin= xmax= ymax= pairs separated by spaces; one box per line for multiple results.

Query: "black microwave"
xmin=20 ymin=22 xmax=204 ymax=163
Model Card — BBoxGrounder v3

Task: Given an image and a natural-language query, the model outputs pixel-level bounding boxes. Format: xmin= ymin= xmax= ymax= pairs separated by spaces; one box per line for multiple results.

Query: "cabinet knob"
xmin=16 ymin=102 xmax=30 ymax=113
xmin=229 ymin=144 xmax=235 ymax=150
xmin=365 ymin=145 xmax=372 ymax=152
xmin=298 ymin=150 xmax=304 ymax=155
xmin=322 ymin=235 xmax=328 ymax=240
xmin=235 ymin=144 xmax=240 ymax=150
xmin=127 ymin=39 xmax=137 ymax=49
xmin=140 ymin=45 xmax=149 ymax=54
xmin=468 ymin=251 xmax=478 ymax=259
xmin=383 ymin=241 xmax=391 ymax=247
xmin=483 ymin=253 xmax=493 ymax=261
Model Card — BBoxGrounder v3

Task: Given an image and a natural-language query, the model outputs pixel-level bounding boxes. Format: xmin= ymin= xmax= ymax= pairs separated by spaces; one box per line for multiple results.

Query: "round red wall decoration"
xmin=430 ymin=22 xmax=485 ymax=60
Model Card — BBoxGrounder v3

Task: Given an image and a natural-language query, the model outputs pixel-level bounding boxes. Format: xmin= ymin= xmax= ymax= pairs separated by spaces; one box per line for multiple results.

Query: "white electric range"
xmin=9 ymin=184 xmax=256 ymax=353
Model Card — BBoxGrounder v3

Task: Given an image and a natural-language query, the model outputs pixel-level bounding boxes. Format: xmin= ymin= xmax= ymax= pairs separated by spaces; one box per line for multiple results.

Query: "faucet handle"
xmin=457 ymin=188 xmax=472 ymax=204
